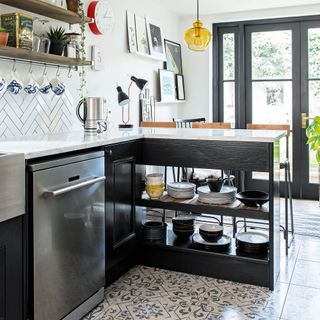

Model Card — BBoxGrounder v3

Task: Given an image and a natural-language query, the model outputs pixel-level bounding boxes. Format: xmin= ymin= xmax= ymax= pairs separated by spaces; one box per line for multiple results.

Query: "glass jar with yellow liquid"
xmin=145 ymin=174 xmax=164 ymax=199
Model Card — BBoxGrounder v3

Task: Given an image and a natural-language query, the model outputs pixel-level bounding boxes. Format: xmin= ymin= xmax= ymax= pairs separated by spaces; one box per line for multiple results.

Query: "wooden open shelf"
xmin=137 ymin=191 xmax=269 ymax=220
xmin=0 ymin=45 xmax=92 ymax=67
xmin=0 ymin=0 xmax=92 ymax=24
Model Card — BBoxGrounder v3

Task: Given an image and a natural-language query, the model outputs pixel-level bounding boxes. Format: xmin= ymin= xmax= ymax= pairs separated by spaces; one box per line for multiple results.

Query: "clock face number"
xmin=88 ymin=0 xmax=115 ymax=35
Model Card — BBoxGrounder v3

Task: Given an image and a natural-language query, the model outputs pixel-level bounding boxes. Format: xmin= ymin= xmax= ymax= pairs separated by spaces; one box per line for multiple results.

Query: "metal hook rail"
xmin=0 ymin=56 xmax=79 ymax=71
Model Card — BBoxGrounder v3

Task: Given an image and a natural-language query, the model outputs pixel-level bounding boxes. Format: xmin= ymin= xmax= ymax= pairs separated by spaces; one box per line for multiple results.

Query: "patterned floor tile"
xmin=82 ymin=266 xmax=288 ymax=320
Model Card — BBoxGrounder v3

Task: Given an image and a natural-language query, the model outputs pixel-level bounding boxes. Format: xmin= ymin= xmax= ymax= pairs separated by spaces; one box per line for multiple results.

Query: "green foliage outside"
xmin=307 ymin=116 xmax=320 ymax=163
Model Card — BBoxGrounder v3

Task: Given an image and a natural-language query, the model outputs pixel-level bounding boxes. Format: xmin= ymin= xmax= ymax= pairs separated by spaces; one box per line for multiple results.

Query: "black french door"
xmin=213 ymin=17 xmax=320 ymax=200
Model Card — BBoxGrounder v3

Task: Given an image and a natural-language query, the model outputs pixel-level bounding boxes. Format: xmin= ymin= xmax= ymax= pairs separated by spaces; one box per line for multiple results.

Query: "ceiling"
xmin=157 ymin=0 xmax=320 ymax=16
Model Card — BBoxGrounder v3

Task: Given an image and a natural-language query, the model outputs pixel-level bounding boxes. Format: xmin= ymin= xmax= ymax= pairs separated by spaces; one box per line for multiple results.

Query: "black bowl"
xmin=236 ymin=190 xmax=269 ymax=207
xmin=173 ymin=225 xmax=195 ymax=232
xmin=172 ymin=217 xmax=195 ymax=227
xmin=143 ymin=221 xmax=166 ymax=229
xmin=173 ymin=228 xmax=194 ymax=238
xmin=199 ymin=230 xmax=223 ymax=242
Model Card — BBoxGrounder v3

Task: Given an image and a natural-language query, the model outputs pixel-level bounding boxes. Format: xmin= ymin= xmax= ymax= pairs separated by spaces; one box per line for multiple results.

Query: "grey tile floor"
xmin=83 ymin=199 xmax=320 ymax=320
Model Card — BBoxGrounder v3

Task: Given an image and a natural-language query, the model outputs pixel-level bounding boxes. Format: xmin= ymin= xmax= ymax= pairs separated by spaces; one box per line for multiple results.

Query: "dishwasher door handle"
xmin=43 ymin=176 xmax=106 ymax=198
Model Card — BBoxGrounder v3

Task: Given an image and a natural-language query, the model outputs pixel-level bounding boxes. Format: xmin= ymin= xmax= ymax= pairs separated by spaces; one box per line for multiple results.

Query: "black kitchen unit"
xmin=0 ymin=217 xmax=24 ymax=320
xmin=105 ymin=140 xmax=144 ymax=285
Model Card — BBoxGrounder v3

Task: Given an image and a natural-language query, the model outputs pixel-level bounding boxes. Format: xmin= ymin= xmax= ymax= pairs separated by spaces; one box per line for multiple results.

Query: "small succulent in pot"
xmin=47 ymin=26 xmax=68 ymax=55
xmin=0 ymin=27 xmax=9 ymax=46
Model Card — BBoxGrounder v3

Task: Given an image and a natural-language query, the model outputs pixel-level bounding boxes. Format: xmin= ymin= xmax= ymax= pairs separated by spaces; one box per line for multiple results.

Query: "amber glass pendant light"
xmin=184 ymin=0 xmax=211 ymax=51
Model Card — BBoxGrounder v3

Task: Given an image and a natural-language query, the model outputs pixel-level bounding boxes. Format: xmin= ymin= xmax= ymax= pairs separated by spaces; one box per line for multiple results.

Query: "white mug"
xmin=6 ymin=71 xmax=23 ymax=95
xmin=50 ymin=78 xmax=65 ymax=96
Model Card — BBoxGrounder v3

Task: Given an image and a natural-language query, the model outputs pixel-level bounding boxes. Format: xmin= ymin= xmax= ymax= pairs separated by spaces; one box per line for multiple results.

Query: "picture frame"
xmin=159 ymin=69 xmax=176 ymax=102
xmin=126 ymin=11 xmax=137 ymax=53
xmin=164 ymin=39 xmax=183 ymax=74
xmin=135 ymin=15 xmax=150 ymax=55
xmin=146 ymin=18 xmax=166 ymax=60
xmin=176 ymin=74 xmax=185 ymax=101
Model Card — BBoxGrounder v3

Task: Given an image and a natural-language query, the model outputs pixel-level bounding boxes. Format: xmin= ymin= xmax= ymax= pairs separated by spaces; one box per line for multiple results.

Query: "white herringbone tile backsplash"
xmin=0 ymin=89 xmax=80 ymax=138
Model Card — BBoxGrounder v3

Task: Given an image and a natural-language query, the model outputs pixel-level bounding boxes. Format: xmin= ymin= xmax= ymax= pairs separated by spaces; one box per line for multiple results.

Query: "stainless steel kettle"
xmin=76 ymin=97 xmax=106 ymax=132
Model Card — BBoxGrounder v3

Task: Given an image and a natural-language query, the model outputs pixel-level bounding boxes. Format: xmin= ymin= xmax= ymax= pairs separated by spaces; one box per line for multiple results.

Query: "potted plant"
xmin=0 ymin=27 xmax=9 ymax=46
xmin=47 ymin=26 xmax=68 ymax=55
xmin=306 ymin=116 xmax=320 ymax=161
xmin=66 ymin=0 xmax=79 ymax=13
xmin=306 ymin=115 xmax=320 ymax=202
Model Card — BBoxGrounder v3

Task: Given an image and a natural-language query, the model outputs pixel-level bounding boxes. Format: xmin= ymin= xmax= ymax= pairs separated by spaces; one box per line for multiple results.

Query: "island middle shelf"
xmin=137 ymin=191 xmax=269 ymax=220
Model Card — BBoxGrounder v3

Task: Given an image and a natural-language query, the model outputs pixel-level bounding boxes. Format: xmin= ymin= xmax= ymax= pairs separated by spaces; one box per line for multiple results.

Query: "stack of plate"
xmin=236 ymin=232 xmax=269 ymax=254
xmin=172 ymin=217 xmax=195 ymax=238
xmin=197 ymin=186 xmax=237 ymax=205
xmin=142 ymin=221 xmax=167 ymax=241
xmin=167 ymin=182 xmax=196 ymax=199
xmin=192 ymin=233 xmax=231 ymax=252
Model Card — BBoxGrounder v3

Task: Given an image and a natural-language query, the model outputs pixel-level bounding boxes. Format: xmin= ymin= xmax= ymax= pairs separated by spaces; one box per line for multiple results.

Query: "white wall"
xmin=178 ymin=3 xmax=320 ymax=122
xmin=0 ymin=0 xmax=182 ymax=133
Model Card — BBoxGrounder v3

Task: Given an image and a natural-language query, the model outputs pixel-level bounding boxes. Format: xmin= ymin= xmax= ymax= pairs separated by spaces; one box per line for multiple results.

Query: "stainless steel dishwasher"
xmin=29 ymin=151 xmax=105 ymax=320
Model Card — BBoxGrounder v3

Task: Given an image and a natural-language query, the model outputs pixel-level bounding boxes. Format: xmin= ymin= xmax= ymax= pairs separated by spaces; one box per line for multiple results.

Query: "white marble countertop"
xmin=0 ymin=128 xmax=286 ymax=159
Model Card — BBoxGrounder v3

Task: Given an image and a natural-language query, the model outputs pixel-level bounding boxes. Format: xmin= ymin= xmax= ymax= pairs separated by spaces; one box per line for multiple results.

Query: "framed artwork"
xmin=176 ymin=74 xmax=185 ymax=100
xmin=135 ymin=15 xmax=150 ymax=55
xmin=159 ymin=69 xmax=176 ymax=102
xmin=126 ymin=11 xmax=137 ymax=53
xmin=164 ymin=40 xmax=183 ymax=74
xmin=146 ymin=18 xmax=166 ymax=60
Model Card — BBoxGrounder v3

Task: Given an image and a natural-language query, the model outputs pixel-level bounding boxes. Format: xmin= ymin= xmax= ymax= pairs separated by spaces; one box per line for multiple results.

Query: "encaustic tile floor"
xmin=82 ymin=233 xmax=320 ymax=320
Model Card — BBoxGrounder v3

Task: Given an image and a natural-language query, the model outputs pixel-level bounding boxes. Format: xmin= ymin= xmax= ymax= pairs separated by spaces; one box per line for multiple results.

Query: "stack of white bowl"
xmin=197 ymin=185 xmax=237 ymax=205
xmin=167 ymin=182 xmax=196 ymax=199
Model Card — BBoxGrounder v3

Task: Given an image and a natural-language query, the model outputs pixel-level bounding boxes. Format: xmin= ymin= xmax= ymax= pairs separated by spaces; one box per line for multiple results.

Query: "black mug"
xmin=206 ymin=177 xmax=228 ymax=192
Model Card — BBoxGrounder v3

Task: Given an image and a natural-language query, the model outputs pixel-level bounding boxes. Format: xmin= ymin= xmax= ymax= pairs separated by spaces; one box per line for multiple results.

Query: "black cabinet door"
xmin=105 ymin=141 xmax=143 ymax=284
xmin=0 ymin=216 xmax=23 ymax=320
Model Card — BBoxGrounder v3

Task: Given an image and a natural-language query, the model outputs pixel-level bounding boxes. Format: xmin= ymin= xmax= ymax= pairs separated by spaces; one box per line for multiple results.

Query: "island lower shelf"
xmin=139 ymin=229 xmax=270 ymax=287
xmin=137 ymin=192 xmax=269 ymax=220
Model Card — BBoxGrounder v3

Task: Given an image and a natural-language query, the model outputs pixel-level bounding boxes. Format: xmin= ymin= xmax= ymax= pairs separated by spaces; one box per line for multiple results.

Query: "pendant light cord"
xmin=197 ymin=0 xmax=199 ymax=21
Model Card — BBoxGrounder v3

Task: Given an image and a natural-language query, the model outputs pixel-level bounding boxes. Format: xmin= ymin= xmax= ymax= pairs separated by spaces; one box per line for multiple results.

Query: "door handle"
xmin=43 ymin=176 xmax=106 ymax=198
xmin=301 ymin=113 xmax=309 ymax=129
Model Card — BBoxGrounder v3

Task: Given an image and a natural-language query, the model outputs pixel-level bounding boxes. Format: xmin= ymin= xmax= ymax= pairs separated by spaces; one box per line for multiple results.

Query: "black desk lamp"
xmin=116 ymin=76 xmax=148 ymax=129
xmin=117 ymin=86 xmax=132 ymax=129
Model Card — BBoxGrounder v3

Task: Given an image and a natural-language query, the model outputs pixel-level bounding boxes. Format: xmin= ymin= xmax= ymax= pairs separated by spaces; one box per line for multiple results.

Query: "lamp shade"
xmin=184 ymin=20 xmax=211 ymax=51
xmin=131 ymin=76 xmax=148 ymax=91
xmin=117 ymin=86 xmax=130 ymax=106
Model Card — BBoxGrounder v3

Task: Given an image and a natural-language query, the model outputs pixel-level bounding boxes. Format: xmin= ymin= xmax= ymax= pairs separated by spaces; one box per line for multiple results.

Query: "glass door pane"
xmin=308 ymin=28 xmax=320 ymax=184
xmin=222 ymin=33 xmax=236 ymax=127
xmin=250 ymin=30 xmax=293 ymax=181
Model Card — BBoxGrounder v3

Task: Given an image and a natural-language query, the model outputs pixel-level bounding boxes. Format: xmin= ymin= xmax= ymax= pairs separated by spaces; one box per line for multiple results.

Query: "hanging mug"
xmin=6 ymin=70 xmax=23 ymax=95
xmin=0 ymin=74 xmax=7 ymax=95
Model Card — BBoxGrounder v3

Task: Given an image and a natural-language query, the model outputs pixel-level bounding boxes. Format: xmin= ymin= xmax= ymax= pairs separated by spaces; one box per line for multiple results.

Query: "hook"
xmin=12 ymin=60 xmax=17 ymax=73
xmin=56 ymin=66 xmax=61 ymax=78
xmin=67 ymin=66 xmax=72 ymax=78
xmin=29 ymin=62 xmax=33 ymax=74
xmin=43 ymin=64 xmax=48 ymax=76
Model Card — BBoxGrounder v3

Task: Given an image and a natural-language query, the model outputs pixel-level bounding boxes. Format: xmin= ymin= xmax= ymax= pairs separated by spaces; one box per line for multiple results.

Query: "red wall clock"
xmin=88 ymin=0 xmax=115 ymax=35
